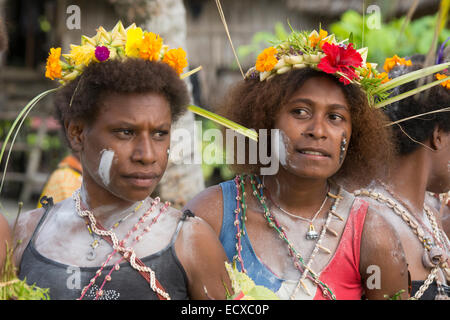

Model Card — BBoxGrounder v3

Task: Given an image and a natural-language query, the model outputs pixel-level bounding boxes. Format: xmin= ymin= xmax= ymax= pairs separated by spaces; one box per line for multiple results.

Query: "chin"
xmin=283 ymin=162 xmax=337 ymax=180
xmin=284 ymin=166 xmax=334 ymax=181
xmin=109 ymin=183 xmax=158 ymax=203
xmin=428 ymin=182 xmax=450 ymax=195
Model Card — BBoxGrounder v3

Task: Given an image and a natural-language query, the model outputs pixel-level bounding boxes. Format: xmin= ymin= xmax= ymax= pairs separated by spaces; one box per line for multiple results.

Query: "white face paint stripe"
xmin=98 ymin=149 xmax=115 ymax=187
xmin=278 ymin=131 xmax=288 ymax=167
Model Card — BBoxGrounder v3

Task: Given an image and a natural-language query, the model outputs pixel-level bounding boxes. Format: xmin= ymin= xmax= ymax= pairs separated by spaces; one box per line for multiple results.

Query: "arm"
xmin=175 ymin=216 xmax=233 ymax=300
xmin=0 ymin=213 xmax=12 ymax=275
xmin=359 ymin=207 xmax=409 ymax=300
xmin=183 ymin=185 xmax=224 ymax=237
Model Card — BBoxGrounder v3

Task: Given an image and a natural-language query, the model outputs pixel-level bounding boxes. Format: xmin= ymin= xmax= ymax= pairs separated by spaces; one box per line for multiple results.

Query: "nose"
xmin=131 ymin=134 xmax=157 ymax=165
xmin=302 ymin=115 xmax=327 ymax=140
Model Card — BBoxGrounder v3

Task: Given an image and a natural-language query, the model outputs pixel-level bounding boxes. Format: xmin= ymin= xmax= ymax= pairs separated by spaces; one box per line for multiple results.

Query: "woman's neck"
xmin=262 ymin=169 xmax=330 ymax=218
xmin=79 ymin=181 xmax=143 ymax=228
xmin=383 ymin=151 xmax=431 ymax=215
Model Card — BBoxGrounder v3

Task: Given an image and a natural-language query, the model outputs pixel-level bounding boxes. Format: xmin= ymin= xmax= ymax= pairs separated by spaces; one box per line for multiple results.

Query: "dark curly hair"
xmin=218 ymin=68 xmax=394 ymax=185
xmin=54 ymin=58 xmax=190 ymax=142
xmin=383 ymin=54 xmax=450 ymax=155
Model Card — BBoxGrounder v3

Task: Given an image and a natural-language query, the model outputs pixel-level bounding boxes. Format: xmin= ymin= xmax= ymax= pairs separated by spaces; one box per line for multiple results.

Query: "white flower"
xmin=276 ymin=66 xmax=292 ymax=74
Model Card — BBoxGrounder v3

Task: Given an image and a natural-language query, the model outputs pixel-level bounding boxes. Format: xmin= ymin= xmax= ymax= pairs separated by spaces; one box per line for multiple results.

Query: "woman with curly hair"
xmin=354 ymin=54 xmax=450 ymax=300
xmin=12 ymin=23 xmax=231 ymax=300
xmin=185 ymin=30 xmax=410 ymax=300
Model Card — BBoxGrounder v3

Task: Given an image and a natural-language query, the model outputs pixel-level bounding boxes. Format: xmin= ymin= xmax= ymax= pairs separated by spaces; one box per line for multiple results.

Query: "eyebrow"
xmin=109 ymin=120 xmax=171 ymax=130
xmin=287 ymin=98 xmax=349 ymax=112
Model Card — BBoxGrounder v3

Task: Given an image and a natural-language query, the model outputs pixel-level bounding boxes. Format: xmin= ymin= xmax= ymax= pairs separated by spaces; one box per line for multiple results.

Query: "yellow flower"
xmin=139 ymin=32 xmax=163 ymax=61
xmin=45 ymin=47 xmax=62 ymax=80
xmin=361 ymin=62 xmax=373 ymax=77
xmin=255 ymin=47 xmax=278 ymax=72
xmin=309 ymin=29 xmax=328 ymax=48
xmin=383 ymin=55 xmax=412 ymax=73
xmin=68 ymin=44 xmax=95 ymax=66
xmin=435 ymin=73 xmax=450 ymax=89
xmin=376 ymin=72 xmax=391 ymax=84
xmin=162 ymin=48 xmax=188 ymax=75
xmin=125 ymin=27 xmax=144 ymax=57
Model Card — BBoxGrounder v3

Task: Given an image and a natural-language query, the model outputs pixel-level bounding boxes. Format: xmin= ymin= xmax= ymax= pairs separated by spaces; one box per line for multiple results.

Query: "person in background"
xmin=37 ymin=153 xmax=82 ymax=208
xmin=354 ymin=54 xmax=450 ymax=299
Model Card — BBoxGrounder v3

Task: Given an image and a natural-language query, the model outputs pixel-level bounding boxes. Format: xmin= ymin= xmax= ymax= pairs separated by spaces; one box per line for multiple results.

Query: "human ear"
xmin=66 ymin=120 xmax=85 ymax=152
xmin=429 ymin=126 xmax=447 ymax=151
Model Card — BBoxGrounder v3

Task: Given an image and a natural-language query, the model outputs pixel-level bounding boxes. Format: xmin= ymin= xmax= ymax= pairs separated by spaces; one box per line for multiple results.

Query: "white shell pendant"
xmin=86 ymin=248 xmax=96 ymax=261
xmin=306 ymin=223 xmax=319 ymax=240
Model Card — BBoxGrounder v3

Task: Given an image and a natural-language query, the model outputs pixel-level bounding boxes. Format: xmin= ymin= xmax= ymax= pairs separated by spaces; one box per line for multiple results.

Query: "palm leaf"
xmin=187 ymin=105 xmax=258 ymax=141
xmin=375 ymin=75 xmax=450 ymax=108
xmin=180 ymin=66 xmax=202 ymax=80
xmin=374 ymin=62 xmax=450 ymax=93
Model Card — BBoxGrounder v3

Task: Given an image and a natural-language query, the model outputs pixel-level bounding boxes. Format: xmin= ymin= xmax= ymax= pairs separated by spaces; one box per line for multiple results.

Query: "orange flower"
xmin=376 ymin=72 xmax=391 ymax=84
xmin=309 ymin=29 xmax=328 ymax=48
xmin=435 ymin=73 xmax=450 ymax=89
xmin=255 ymin=47 xmax=278 ymax=72
xmin=361 ymin=62 xmax=373 ymax=77
xmin=383 ymin=55 xmax=412 ymax=73
xmin=162 ymin=48 xmax=188 ymax=75
xmin=139 ymin=32 xmax=163 ymax=61
xmin=45 ymin=47 xmax=62 ymax=80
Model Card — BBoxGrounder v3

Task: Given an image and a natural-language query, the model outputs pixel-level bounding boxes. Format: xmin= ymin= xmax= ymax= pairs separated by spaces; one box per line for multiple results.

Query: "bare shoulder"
xmin=361 ymin=206 xmax=403 ymax=250
xmin=359 ymin=205 xmax=407 ymax=274
xmin=0 ymin=213 xmax=12 ymax=272
xmin=175 ymin=213 xmax=231 ymax=299
xmin=13 ymin=207 xmax=46 ymax=266
xmin=183 ymin=184 xmax=224 ymax=236
xmin=0 ymin=213 xmax=11 ymax=238
xmin=360 ymin=206 xmax=409 ymax=299
xmin=175 ymin=213 xmax=227 ymax=267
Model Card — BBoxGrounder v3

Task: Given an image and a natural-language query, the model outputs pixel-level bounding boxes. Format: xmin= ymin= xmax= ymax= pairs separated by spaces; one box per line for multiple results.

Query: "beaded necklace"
xmin=233 ymin=174 xmax=342 ymax=300
xmin=84 ymin=200 xmax=144 ymax=261
xmin=73 ymin=190 xmax=171 ymax=300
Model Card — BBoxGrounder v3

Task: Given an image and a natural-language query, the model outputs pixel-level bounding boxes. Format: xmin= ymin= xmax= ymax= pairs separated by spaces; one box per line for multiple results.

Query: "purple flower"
xmin=436 ymin=37 xmax=450 ymax=64
xmin=95 ymin=46 xmax=110 ymax=62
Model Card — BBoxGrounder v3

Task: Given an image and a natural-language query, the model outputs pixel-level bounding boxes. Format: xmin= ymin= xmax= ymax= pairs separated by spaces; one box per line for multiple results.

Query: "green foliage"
xmin=330 ymin=10 xmax=450 ymax=67
xmin=199 ymin=118 xmax=234 ymax=183
xmin=384 ymin=289 xmax=405 ymax=300
xmin=1 ymin=242 xmax=50 ymax=300
xmin=225 ymin=262 xmax=279 ymax=300
xmin=237 ymin=22 xmax=289 ymax=65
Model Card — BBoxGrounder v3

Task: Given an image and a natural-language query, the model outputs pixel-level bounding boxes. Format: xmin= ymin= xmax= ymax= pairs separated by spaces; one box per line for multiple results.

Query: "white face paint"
xmin=98 ymin=149 xmax=115 ymax=187
xmin=278 ymin=131 xmax=288 ymax=167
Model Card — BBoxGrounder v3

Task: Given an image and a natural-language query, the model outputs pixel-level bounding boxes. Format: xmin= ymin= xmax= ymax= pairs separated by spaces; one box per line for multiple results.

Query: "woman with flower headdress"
xmin=185 ymin=28 xmax=414 ymax=300
xmin=11 ymin=22 xmax=232 ymax=300
xmin=353 ymin=52 xmax=450 ymax=300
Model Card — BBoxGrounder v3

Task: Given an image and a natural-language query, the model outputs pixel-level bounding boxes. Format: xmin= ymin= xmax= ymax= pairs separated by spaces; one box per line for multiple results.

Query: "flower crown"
xmin=45 ymin=21 xmax=190 ymax=85
xmin=245 ymin=28 xmax=450 ymax=107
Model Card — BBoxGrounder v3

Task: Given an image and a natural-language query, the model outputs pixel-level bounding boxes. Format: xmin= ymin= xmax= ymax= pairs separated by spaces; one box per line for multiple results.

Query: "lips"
xmin=296 ymin=147 xmax=331 ymax=158
xmin=122 ymin=172 xmax=160 ymax=188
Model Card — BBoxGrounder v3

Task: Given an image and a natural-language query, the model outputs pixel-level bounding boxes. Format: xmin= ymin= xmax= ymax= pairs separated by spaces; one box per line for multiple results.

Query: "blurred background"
xmin=0 ymin=0 xmax=448 ymax=221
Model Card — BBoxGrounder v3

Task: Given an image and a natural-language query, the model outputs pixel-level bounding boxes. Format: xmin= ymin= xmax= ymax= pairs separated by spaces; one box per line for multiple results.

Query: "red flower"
xmin=317 ymin=42 xmax=363 ymax=85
